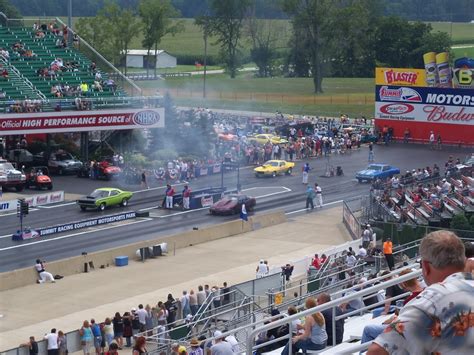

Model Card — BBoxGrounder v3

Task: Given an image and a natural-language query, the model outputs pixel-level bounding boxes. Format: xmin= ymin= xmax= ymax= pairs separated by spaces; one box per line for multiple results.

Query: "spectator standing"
xmin=122 ymin=312 xmax=133 ymax=347
xmin=302 ymin=162 xmax=311 ymax=184
xmin=44 ymin=329 xmax=59 ymax=355
xmin=145 ymin=305 xmax=154 ymax=336
xmin=112 ymin=312 xmax=123 ymax=349
xmin=180 ymin=290 xmax=191 ymax=319
xmin=357 ymin=245 xmax=367 ymax=258
xmin=102 ymin=318 xmax=114 ymax=347
xmin=189 ymin=289 xmax=198 ymax=315
xmin=57 ymin=331 xmax=67 ymax=355
xmin=311 ymin=254 xmax=321 ymax=269
xmin=89 ymin=319 xmax=102 ymax=355
xmin=222 ymin=282 xmax=230 ymax=306
xmin=141 ymin=170 xmax=148 ymax=189
xmin=20 ymin=336 xmax=38 ymax=355
xmin=368 ymin=231 xmax=473 ymax=355
xmin=136 ymin=304 xmax=147 ymax=332
xmin=282 ymin=263 xmax=294 ymax=282
xmin=164 ymin=294 xmax=177 ymax=327
xmin=383 ymin=237 xmax=394 ymax=270
xmin=79 ymin=321 xmax=93 ymax=355
xmin=429 ymin=131 xmax=435 ymax=149
xmin=256 ymin=259 xmax=269 ymax=278
xmin=197 ymin=285 xmax=206 ymax=310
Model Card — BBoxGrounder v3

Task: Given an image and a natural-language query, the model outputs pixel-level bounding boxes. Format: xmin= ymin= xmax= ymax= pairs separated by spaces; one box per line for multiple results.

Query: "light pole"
xmin=67 ymin=0 xmax=72 ymax=47
xmin=202 ymin=14 xmax=210 ymax=99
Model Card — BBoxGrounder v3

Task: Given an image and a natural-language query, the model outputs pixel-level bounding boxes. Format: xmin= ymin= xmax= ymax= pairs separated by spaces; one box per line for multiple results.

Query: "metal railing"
xmin=245 ymin=267 xmax=422 ymax=354
xmin=0 ymin=95 xmax=163 ymax=113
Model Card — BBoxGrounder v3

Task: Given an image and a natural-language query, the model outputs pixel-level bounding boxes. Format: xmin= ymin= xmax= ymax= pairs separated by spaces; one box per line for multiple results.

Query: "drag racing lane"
xmin=0 ymin=144 xmax=469 ymax=271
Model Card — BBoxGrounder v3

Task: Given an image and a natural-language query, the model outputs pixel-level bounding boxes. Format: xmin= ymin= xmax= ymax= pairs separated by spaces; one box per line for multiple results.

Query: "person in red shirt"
xmin=413 ymin=193 xmax=421 ymax=207
xmin=182 ymin=185 xmax=191 ymax=210
xmin=165 ymin=184 xmax=175 ymax=209
xmin=311 ymin=254 xmax=321 ymax=269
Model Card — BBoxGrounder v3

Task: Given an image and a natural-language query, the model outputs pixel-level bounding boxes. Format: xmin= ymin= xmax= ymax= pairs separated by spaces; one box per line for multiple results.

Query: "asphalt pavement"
xmin=0 ymin=142 xmax=471 ymax=271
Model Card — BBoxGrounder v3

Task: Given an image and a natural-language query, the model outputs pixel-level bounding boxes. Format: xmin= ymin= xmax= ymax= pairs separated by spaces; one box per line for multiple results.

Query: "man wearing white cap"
xmin=210 ymin=331 xmax=234 ymax=355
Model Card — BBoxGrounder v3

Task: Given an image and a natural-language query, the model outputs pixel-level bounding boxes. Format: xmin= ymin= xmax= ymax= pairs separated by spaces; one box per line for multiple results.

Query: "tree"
xmin=245 ymin=2 xmax=283 ymax=77
xmin=200 ymin=0 xmax=252 ymax=78
xmin=139 ymin=0 xmax=183 ymax=78
xmin=75 ymin=1 xmax=139 ymax=68
xmin=0 ymin=0 xmax=21 ymax=18
xmin=283 ymin=0 xmax=335 ymax=93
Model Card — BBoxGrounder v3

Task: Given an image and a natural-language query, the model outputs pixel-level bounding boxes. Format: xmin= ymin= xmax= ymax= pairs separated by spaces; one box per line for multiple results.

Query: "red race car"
xmin=209 ymin=194 xmax=256 ymax=215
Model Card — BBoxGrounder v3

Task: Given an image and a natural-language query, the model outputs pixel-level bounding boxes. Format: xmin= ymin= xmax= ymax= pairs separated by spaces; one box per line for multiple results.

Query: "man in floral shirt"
xmin=368 ymin=231 xmax=474 ymax=355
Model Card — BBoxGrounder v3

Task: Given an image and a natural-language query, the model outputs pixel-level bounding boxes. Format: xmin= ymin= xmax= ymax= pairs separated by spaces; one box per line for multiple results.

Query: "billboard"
xmin=0 ymin=108 xmax=165 ymax=135
xmin=375 ymin=85 xmax=474 ymax=125
xmin=375 ymin=68 xmax=426 ymax=87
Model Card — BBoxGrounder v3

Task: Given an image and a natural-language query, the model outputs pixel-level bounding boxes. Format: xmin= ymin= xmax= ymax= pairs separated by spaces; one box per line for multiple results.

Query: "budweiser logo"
xmin=424 ymin=105 xmax=474 ymax=122
xmin=384 ymin=70 xmax=418 ymax=85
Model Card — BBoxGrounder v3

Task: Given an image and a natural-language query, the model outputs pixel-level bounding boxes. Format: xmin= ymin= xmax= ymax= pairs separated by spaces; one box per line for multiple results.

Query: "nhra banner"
xmin=375 ymin=85 xmax=474 ymax=125
xmin=375 ymin=68 xmax=426 ymax=87
xmin=0 ymin=108 xmax=165 ymax=135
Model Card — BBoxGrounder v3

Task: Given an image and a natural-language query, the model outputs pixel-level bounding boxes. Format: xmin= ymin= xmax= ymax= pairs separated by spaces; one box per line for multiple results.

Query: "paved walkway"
xmin=0 ymin=206 xmax=351 ymax=351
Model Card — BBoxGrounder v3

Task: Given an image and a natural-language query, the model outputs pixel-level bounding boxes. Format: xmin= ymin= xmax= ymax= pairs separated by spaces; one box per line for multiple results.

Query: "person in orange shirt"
xmin=383 ymin=237 xmax=394 ymax=270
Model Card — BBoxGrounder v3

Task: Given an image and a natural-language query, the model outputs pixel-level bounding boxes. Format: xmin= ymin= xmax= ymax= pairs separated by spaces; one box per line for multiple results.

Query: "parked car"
xmin=209 ymin=194 xmax=256 ymax=215
xmin=248 ymin=134 xmax=288 ymax=145
xmin=356 ymin=163 xmax=400 ymax=183
xmin=77 ymin=188 xmax=133 ymax=211
xmin=254 ymin=160 xmax=295 ymax=178
xmin=77 ymin=158 xmax=122 ymax=180
xmin=0 ymin=159 xmax=26 ymax=192
xmin=35 ymin=151 xmax=83 ymax=175
xmin=25 ymin=166 xmax=53 ymax=190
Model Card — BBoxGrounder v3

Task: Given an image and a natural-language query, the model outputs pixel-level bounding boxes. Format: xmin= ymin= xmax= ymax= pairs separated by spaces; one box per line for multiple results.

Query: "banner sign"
xmin=375 ymin=85 xmax=474 ymax=125
xmin=0 ymin=108 xmax=165 ymax=135
xmin=0 ymin=191 xmax=65 ymax=213
xmin=376 ymin=85 xmax=474 ymax=107
xmin=375 ymin=68 xmax=426 ymax=87
xmin=0 ymin=199 xmax=17 ymax=212
xmin=37 ymin=211 xmax=137 ymax=237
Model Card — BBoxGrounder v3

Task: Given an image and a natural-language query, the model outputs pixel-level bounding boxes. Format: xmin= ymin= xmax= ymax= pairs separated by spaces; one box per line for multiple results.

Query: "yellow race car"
xmin=254 ymin=160 xmax=295 ymax=178
xmin=248 ymin=134 xmax=288 ymax=145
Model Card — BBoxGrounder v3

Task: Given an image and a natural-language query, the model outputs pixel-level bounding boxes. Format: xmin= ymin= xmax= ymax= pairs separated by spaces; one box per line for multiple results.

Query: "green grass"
xmin=139 ymin=75 xmax=375 ymax=117
xmin=452 ymin=45 xmax=474 ymax=59
xmin=429 ymin=22 xmax=474 ymax=44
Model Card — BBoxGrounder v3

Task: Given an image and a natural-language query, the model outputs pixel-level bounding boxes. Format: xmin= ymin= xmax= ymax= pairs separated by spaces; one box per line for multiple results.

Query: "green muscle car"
xmin=77 ymin=187 xmax=133 ymax=211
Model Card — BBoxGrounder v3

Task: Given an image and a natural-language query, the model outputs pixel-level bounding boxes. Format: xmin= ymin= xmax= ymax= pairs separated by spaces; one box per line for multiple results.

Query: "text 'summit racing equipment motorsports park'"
xmin=209 ymin=194 xmax=256 ymax=215
xmin=77 ymin=188 xmax=133 ymax=211
xmin=254 ymin=160 xmax=295 ymax=178
xmin=356 ymin=163 xmax=401 ymax=182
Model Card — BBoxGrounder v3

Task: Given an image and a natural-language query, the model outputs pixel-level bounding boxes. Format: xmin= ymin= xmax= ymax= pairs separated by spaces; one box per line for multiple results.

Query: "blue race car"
xmin=356 ymin=163 xmax=400 ymax=183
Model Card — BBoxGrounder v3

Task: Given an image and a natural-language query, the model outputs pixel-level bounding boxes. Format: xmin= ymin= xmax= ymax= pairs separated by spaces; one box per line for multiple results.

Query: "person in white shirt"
xmin=357 ymin=245 xmax=367 ymax=258
xmin=429 ymin=131 xmax=435 ymax=149
xmin=44 ymin=328 xmax=59 ymax=355
xmin=135 ymin=304 xmax=147 ymax=332
xmin=314 ymin=183 xmax=323 ymax=208
xmin=256 ymin=259 xmax=268 ymax=278
xmin=441 ymin=178 xmax=451 ymax=194
xmin=346 ymin=252 xmax=357 ymax=268
xmin=35 ymin=259 xmax=55 ymax=284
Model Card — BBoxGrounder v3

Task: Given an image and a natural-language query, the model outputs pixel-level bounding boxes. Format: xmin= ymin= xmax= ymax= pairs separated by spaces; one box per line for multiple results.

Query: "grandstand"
xmin=0 ymin=14 xmax=144 ymax=112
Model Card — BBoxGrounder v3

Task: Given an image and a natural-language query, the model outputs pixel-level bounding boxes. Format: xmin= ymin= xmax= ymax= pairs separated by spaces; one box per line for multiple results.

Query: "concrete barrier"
xmin=0 ymin=211 xmax=287 ymax=291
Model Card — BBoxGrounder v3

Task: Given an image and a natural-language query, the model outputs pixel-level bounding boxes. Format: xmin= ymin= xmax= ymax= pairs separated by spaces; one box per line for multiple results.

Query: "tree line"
xmin=1 ymin=0 xmax=454 ymax=93
xmin=6 ymin=0 xmax=474 ymax=21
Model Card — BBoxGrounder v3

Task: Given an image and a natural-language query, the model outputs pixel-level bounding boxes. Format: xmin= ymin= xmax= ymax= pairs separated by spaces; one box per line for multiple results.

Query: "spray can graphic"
xmin=423 ymin=52 xmax=438 ymax=87
xmin=436 ymin=52 xmax=452 ymax=88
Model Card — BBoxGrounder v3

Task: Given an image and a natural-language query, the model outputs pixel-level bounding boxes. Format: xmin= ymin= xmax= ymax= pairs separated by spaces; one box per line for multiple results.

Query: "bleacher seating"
xmin=0 ymin=25 xmax=125 ymax=104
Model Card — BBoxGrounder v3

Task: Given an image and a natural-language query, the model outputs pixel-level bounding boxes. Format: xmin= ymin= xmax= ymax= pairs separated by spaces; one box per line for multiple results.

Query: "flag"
xmin=240 ymin=203 xmax=248 ymax=221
